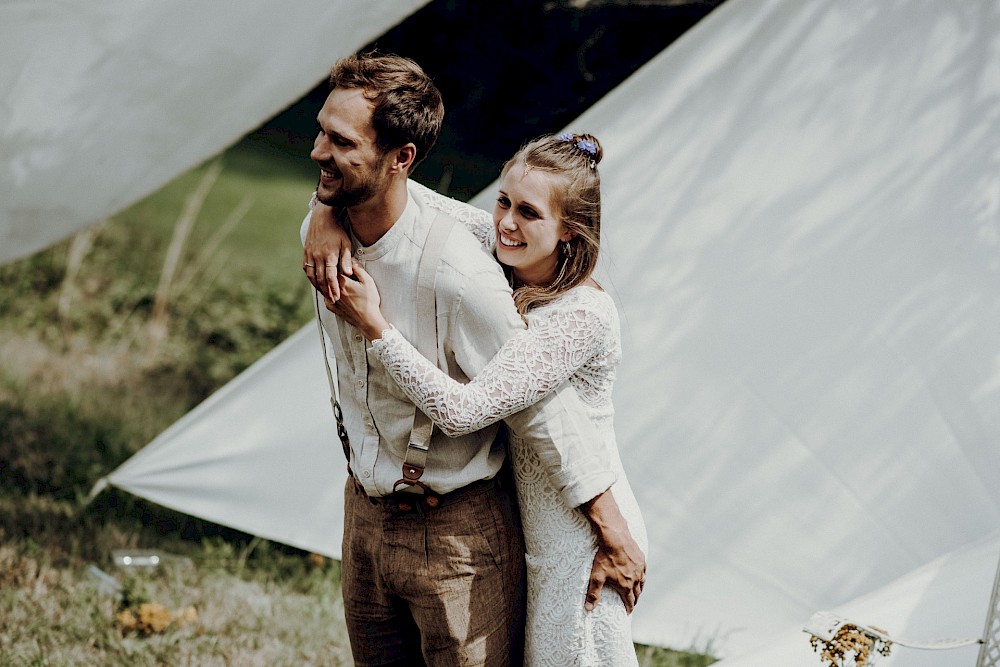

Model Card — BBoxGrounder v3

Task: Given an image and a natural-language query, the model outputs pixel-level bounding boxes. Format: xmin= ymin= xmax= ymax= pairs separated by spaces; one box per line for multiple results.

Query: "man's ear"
xmin=389 ymin=143 xmax=417 ymax=175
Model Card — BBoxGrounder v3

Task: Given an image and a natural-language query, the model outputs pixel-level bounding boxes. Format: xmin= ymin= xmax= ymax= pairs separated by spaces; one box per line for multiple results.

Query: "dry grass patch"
xmin=0 ymin=540 xmax=351 ymax=667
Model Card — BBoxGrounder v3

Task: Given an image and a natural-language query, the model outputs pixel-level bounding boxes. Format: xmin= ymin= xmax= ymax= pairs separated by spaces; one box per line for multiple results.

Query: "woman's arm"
xmin=302 ymin=196 xmax=353 ymax=301
xmin=326 ymin=259 xmax=389 ymax=341
xmin=332 ymin=265 xmax=612 ymax=437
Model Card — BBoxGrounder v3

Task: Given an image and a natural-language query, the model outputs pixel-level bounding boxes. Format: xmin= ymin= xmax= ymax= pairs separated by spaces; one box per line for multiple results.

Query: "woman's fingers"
xmin=340 ymin=244 xmax=354 ymax=276
xmin=323 ymin=261 xmax=340 ymax=300
xmin=350 ymin=261 xmax=372 ymax=284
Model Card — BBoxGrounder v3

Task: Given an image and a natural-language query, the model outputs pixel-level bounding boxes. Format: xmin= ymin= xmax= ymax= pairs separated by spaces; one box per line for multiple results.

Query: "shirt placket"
xmin=348 ymin=252 xmax=382 ymax=495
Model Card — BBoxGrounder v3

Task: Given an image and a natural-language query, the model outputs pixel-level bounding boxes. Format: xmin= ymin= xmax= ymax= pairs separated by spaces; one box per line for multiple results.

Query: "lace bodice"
xmin=372 ymin=285 xmax=620 ymax=437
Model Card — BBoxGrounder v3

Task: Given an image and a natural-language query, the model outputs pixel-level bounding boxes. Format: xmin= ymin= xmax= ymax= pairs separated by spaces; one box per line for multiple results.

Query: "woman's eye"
xmin=519 ymin=207 xmax=538 ymax=219
xmin=496 ymin=196 xmax=511 ymax=208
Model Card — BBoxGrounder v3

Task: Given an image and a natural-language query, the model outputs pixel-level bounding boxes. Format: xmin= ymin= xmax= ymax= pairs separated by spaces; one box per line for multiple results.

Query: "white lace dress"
xmin=369 ymin=184 xmax=648 ymax=666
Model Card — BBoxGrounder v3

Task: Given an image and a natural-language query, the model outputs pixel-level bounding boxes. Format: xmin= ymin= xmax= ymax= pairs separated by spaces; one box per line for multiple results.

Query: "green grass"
xmin=104 ymin=138 xmax=317 ymax=292
xmin=0 ymin=136 xmax=716 ymax=666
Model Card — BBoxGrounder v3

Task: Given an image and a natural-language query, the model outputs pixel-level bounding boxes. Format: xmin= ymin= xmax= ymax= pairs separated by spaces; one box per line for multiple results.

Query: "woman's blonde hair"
xmin=500 ymin=132 xmax=603 ymax=314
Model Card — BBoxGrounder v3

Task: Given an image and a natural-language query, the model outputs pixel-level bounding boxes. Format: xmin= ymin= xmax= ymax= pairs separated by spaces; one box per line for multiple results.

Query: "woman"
xmin=322 ymin=132 xmax=647 ymax=666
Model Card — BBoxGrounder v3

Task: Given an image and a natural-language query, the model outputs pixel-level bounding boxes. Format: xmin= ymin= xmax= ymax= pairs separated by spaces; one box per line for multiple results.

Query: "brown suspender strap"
xmin=393 ymin=211 xmax=457 ymax=493
xmin=314 ymin=290 xmax=351 ymax=467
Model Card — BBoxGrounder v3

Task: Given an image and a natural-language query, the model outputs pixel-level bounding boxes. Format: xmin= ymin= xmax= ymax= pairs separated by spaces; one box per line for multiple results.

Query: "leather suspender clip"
xmin=392 ymin=465 xmax=434 ymax=495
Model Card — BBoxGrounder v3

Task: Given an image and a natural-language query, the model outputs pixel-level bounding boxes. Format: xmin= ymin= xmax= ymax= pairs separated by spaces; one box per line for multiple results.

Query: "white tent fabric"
xmin=93 ymin=325 xmax=349 ymax=557
xmin=0 ymin=0 xmax=427 ymax=264
xmin=470 ymin=0 xmax=1000 ymax=653
xmin=711 ymin=531 xmax=1000 ymax=666
xmin=91 ymin=0 xmax=1000 ymax=658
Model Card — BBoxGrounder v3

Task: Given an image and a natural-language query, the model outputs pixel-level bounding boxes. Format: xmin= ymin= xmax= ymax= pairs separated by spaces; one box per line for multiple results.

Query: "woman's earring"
xmin=562 ymin=240 xmax=573 ymax=258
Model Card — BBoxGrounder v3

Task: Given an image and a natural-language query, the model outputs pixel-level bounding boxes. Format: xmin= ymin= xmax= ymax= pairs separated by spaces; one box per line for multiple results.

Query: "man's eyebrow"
xmin=317 ymin=120 xmax=359 ymax=146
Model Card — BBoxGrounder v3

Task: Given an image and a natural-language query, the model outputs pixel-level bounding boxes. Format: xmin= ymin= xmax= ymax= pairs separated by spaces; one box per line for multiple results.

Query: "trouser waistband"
xmin=349 ymin=473 xmax=498 ymax=512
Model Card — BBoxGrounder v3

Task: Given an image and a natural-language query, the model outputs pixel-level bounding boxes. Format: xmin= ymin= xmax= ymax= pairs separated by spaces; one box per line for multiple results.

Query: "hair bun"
xmin=555 ymin=131 xmax=603 ymax=167
xmin=576 ymin=133 xmax=603 ymax=165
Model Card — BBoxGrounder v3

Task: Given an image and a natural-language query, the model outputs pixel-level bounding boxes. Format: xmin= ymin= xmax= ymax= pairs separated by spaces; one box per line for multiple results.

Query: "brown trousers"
xmin=341 ymin=475 xmax=526 ymax=666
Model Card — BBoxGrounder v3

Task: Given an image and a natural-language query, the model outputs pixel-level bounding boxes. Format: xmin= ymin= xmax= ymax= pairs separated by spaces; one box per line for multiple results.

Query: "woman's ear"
xmin=389 ymin=143 xmax=417 ymax=175
xmin=560 ymin=229 xmax=577 ymax=243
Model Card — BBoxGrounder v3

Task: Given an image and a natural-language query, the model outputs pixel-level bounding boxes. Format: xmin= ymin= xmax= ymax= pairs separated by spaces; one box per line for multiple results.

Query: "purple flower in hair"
xmin=556 ymin=131 xmax=575 ymax=142
xmin=576 ymin=139 xmax=598 ymax=156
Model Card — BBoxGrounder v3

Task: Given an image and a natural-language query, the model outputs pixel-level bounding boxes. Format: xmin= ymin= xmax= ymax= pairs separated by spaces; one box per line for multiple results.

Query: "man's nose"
xmin=311 ymin=135 xmax=330 ymax=162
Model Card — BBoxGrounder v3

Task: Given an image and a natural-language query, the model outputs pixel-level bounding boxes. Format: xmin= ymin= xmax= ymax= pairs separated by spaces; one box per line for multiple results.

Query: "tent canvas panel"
xmin=0 ymin=0 xmax=429 ymax=263
xmin=83 ymin=0 xmax=1000 ymax=656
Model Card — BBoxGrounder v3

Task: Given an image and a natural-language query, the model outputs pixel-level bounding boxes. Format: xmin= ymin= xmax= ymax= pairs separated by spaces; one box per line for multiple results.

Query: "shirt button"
xmin=354 ymin=334 xmax=362 ymax=342
xmin=362 ymin=470 xmax=371 ymax=478
xmin=356 ymin=379 xmax=364 ymax=387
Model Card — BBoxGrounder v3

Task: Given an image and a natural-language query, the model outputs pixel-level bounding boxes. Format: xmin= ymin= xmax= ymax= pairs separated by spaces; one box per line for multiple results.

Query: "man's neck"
xmin=347 ymin=177 xmax=409 ymax=247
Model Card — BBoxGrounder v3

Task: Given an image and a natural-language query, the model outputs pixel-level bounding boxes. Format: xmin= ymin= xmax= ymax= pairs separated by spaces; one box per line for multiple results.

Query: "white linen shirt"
xmin=301 ymin=180 xmax=615 ymax=508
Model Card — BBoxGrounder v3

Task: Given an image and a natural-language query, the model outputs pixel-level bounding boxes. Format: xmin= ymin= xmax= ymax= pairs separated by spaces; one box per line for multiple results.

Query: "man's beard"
xmin=319 ymin=156 xmax=390 ymax=209
xmin=323 ymin=177 xmax=379 ymax=208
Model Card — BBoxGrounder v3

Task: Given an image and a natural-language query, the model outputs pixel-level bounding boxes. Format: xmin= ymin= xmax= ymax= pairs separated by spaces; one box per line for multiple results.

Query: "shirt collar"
xmin=349 ymin=187 xmax=417 ymax=261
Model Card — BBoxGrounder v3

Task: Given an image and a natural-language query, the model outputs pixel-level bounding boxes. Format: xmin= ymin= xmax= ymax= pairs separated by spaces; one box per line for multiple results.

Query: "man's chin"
xmin=326 ymin=188 xmax=378 ymax=210
xmin=316 ymin=186 xmax=344 ymax=208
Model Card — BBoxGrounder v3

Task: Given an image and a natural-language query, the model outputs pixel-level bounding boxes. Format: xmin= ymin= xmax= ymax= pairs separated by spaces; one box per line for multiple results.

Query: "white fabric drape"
xmin=0 ymin=0 xmax=428 ymax=263
xmin=88 ymin=0 xmax=1000 ymax=658
xmin=95 ymin=325 xmax=348 ymax=557
xmin=482 ymin=0 xmax=1000 ymax=654
xmin=711 ymin=531 xmax=999 ymax=666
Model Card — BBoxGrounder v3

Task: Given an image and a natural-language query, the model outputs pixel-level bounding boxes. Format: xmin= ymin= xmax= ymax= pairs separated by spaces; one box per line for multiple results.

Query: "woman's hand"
xmin=326 ymin=260 xmax=391 ymax=341
xmin=304 ymin=201 xmax=353 ymax=301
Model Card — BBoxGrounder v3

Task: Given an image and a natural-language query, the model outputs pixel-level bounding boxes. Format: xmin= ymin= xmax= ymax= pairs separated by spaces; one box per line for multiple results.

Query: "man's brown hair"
xmin=329 ymin=51 xmax=444 ymax=172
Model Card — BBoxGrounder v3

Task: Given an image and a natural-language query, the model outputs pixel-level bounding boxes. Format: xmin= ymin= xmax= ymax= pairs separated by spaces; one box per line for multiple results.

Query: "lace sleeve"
xmin=408 ymin=180 xmax=495 ymax=251
xmin=371 ymin=292 xmax=612 ymax=436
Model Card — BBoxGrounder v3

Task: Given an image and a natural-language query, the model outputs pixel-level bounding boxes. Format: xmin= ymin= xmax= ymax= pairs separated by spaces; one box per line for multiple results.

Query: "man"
xmin=301 ymin=52 xmax=643 ymax=666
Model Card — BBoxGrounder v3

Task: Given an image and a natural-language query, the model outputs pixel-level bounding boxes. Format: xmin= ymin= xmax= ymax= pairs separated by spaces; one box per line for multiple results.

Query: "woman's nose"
xmin=498 ymin=211 xmax=516 ymax=231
